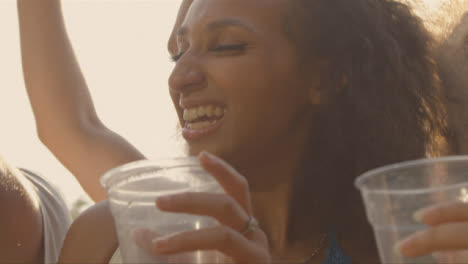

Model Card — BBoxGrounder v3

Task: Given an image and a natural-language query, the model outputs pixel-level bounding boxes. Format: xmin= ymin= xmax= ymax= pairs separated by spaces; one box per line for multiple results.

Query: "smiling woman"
xmin=14 ymin=0 xmax=465 ymax=263
xmin=169 ymin=1 xmax=315 ymax=167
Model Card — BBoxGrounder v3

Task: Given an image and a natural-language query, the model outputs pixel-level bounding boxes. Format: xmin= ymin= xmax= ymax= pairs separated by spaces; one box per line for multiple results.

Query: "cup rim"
xmin=354 ymin=155 xmax=468 ymax=194
xmin=99 ymin=156 xmax=200 ymax=191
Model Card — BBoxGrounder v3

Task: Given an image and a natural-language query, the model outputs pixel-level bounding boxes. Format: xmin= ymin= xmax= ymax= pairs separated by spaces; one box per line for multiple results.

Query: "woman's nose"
xmin=169 ymin=57 xmax=206 ymax=95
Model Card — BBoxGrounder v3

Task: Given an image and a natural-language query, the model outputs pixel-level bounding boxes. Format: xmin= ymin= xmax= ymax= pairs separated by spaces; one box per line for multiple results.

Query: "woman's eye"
xmin=170 ymin=52 xmax=184 ymax=62
xmin=211 ymin=44 xmax=247 ymax=52
xmin=170 ymin=44 xmax=247 ymax=62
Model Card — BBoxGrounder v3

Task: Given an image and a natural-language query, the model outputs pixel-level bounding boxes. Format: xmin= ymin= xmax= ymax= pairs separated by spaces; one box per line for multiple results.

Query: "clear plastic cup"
xmin=101 ymin=157 xmax=227 ymax=263
xmin=355 ymin=156 xmax=468 ymax=264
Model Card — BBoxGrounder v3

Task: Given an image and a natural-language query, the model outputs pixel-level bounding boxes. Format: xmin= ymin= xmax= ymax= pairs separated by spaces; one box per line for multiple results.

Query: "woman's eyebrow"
xmin=176 ymin=18 xmax=256 ymax=37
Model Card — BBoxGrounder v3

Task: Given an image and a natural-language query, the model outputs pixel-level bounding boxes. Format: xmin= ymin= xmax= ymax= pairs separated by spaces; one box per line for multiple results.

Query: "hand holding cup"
xmin=396 ymin=202 xmax=468 ymax=263
xmin=151 ymin=152 xmax=271 ymax=263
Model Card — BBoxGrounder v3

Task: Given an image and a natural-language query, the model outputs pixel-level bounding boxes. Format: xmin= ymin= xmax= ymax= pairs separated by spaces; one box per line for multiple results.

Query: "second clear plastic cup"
xmin=101 ymin=157 xmax=227 ymax=263
xmin=355 ymin=156 xmax=468 ymax=264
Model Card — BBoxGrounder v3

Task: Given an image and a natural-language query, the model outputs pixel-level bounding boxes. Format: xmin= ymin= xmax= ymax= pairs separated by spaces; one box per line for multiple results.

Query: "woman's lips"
xmin=180 ymin=102 xmax=227 ymax=140
xmin=182 ymin=117 xmax=224 ymax=140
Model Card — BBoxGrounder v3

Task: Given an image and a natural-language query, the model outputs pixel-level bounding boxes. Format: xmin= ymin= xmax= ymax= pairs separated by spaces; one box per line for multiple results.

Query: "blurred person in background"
xmin=0 ymin=155 xmax=71 ymax=263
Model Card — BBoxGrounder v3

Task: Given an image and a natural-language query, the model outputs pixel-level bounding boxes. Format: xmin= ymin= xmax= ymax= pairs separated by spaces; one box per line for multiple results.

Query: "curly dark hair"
xmin=285 ymin=0 xmax=451 ymax=245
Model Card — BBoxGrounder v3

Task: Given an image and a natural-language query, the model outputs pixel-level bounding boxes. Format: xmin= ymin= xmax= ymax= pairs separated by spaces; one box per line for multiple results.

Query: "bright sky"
xmin=0 ymin=0 xmax=183 ymax=207
xmin=424 ymin=0 xmax=441 ymax=8
xmin=0 ymin=0 xmax=446 ymax=209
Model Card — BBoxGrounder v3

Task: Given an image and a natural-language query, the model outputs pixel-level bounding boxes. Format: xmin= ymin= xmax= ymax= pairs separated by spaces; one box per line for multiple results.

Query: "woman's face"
xmin=168 ymin=0 xmax=316 ymax=165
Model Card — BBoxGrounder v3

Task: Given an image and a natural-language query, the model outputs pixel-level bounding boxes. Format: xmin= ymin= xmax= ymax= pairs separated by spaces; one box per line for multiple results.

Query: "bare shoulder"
xmin=59 ymin=200 xmax=118 ymax=264
xmin=0 ymin=162 xmax=43 ymax=262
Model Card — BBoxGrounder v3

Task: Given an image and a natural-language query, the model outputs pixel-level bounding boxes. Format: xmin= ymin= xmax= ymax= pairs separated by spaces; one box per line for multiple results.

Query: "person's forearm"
xmin=17 ymin=0 xmax=97 ymax=139
xmin=17 ymin=0 xmax=145 ymax=201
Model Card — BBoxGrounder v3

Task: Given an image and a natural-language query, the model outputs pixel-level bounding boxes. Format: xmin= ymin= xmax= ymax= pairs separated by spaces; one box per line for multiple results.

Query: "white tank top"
xmin=21 ymin=169 xmax=72 ymax=264
xmin=109 ymin=248 xmax=122 ymax=263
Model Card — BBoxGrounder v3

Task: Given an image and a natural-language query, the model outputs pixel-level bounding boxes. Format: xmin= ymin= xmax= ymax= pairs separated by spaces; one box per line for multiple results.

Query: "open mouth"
xmin=183 ymin=104 xmax=226 ymax=129
xmin=181 ymin=104 xmax=226 ymax=140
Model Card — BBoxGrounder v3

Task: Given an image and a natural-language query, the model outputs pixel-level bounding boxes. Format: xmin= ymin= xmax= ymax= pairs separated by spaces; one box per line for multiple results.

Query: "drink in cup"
xmin=101 ymin=157 xmax=227 ymax=263
xmin=355 ymin=156 xmax=468 ymax=263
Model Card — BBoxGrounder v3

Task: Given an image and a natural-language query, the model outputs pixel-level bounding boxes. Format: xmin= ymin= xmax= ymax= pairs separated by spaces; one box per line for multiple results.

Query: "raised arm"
xmin=17 ymin=0 xmax=145 ymax=201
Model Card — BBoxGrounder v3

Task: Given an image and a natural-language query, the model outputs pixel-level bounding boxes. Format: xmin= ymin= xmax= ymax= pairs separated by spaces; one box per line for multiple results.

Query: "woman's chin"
xmin=185 ymin=141 xmax=231 ymax=160
xmin=186 ymin=142 xmax=218 ymax=157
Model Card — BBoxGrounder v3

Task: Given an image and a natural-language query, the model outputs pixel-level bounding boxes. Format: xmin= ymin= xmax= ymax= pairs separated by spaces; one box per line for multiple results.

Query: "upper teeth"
xmin=183 ymin=105 xmax=225 ymax=122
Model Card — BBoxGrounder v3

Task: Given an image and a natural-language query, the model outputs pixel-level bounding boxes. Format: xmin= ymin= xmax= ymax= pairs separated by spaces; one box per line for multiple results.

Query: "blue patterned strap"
xmin=322 ymin=231 xmax=352 ymax=264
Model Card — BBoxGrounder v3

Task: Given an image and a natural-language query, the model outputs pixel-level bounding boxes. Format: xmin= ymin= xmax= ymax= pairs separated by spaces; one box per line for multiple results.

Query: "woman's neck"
xmin=228 ymin=113 xmax=347 ymax=260
xmin=241 ymin=143 xmax=334 ymax=258
xmin=247 ymin=163 xmax=327 ymax=263
xmin=250 ymin=180 xmax=292 ymax=250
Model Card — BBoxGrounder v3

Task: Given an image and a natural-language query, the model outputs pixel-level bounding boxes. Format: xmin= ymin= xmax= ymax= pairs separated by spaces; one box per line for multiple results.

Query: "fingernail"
xmin=200 ymin=151 xmax=213 ymax=160
xmin=413 ymin=209 xmax=425 ymax=223
xmin=200 ymin=151 xmax=219 ymax=165
xmin=152 ymin=237 xmax=170 ymax=253
xmin=394 ymin=241 xmax=404 ymax=257
xmin=394 ymin=236 xmax=414 ymax=258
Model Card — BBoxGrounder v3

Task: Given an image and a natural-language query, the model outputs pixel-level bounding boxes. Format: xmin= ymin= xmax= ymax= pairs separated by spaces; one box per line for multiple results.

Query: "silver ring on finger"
xmin=241 ymin=215 xmax=259 ymax=236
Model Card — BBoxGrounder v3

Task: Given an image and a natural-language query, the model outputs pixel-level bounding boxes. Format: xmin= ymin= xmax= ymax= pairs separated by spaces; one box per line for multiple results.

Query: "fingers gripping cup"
xmin=355 ymin=156 xmax=468 ymax=264
xmin=101 ymin=157 xmax=226 ymax=263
